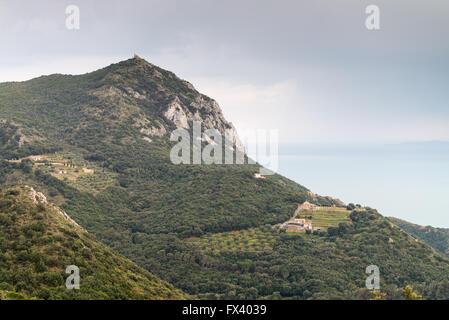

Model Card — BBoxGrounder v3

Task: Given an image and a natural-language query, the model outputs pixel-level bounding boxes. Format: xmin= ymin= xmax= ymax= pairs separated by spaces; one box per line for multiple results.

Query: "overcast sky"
xmin=1 ymin=0 xmax=448 ymax=144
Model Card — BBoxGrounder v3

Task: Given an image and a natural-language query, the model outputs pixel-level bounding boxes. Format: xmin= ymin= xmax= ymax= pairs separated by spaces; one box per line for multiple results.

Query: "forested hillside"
xmin=389 ymin=217 xmax=449 ymax=258
xmin=0 ymin=186 xmax=186 ymax=299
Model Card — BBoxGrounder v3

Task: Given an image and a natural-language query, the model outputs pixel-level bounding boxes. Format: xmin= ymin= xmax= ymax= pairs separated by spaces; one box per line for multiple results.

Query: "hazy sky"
xmin=1 ymin=1 xmax=448 ymax=226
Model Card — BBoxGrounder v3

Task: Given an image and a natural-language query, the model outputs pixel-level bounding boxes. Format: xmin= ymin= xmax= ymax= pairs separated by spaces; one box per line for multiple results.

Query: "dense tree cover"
xmin=389 ymin=217 xmax=449 ymax=258
xmin=0 ymin=290 xmax=33 ymax=300
xmin=100 ymin=208 xmax=449 ymax=300
xmin=0 ymin=122 xmax=60 ymax=159
xmin=0 ymin=186 xmax=187 ymax=300
xmin=1 ymin=57 xmax=449 ymax=300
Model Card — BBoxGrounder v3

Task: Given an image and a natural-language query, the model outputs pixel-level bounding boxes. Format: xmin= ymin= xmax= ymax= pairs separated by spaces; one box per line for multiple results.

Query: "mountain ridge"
xmin=389 ymin=217 xmax=449 ymax=258
xmin=0 ymin=185 xmax=187 ymax=299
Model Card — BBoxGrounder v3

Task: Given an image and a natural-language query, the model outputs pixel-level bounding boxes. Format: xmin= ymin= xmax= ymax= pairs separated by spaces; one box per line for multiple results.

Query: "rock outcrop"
xmin=27 ymin=186 xmax=80 ymax=227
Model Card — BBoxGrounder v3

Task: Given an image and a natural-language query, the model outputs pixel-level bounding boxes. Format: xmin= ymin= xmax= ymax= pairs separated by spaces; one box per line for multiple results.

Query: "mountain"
xmin=389 ymin=217 xmax=449 ymax=258
xmin=1 ymin=56 xmax=449 ymax=299
xmin=0 ymin=186 xmax=186 ymax=299
xmin=0 ymin=56 xmax=339 ymax=236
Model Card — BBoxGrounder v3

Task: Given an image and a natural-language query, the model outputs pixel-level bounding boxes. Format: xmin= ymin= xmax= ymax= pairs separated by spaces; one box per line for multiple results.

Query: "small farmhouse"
xmin=29 ymin=155 xmax=43 ymax=161
xmin=298 ymin=201 xmax=317 ymax=210
xmin=283 ymin=218 xmax=313 ymax=233
xmin=285 ymin=225 xmax=305 ymax=233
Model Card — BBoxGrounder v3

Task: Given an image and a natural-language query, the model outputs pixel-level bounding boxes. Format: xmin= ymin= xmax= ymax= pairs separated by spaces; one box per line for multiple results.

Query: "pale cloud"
xmin=1 ymin=53 xmax=448 ymax=144
xmin=0 ymin=55 xmax=127 ymax=82
xmin=190 ymin=78 xmax=310 ymax=138
xmin=191 ymin=76 xmax=449 ymax=144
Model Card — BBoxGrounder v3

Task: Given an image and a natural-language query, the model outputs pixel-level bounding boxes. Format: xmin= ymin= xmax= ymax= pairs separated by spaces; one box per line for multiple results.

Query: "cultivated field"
xmin=189 ymin=227 xmax=280 ymax=254
xmin=15 ymin=152 xmax=117 ymax=194
xmin=190 ymin=207 xmax=351 ymax=253
xmin=298 ymin=207 xmax=351 ymax=230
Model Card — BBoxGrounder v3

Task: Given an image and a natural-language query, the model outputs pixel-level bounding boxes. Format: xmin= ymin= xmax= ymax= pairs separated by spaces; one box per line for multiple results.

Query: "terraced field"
xmin=12 ymin=152 xmax=118 ymax=194
xmin=190 ymin=206 xmax=351 ymax=254
xmin=189 ymin=227 xmax=281 ymax=254
xmin=298 ymin=207 xmax=351 ymax=230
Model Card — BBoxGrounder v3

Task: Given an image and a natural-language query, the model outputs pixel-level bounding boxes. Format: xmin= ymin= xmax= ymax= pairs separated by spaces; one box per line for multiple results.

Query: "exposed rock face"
xmin=125 ymin=87 xmax=147 ymax=100
xmin=103 ymin=56 xmax=244 ymax=151
xmin=18 ymin=134 xmax=28 ymax=147
xmin=190 ymin=97 xmax=224 ymax=129
xmin=0 ymin=120 xmax=29 ymax=148
xmin=140 ymin=126 xmax=166 ymax=137
xmin=163 ymin=94 xmax=244 ymax=151
xmin=28 ymin=186 xmax=48 ymax=204
xmin=164 ymin=97 xmax=189 ymax=129
xmin=26 ymin=186 xmax=80 ymax=227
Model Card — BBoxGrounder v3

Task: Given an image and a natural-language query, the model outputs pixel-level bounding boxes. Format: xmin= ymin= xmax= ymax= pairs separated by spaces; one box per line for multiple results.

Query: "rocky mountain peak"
xmin=97 ymin=56 xmax=243 ymax=148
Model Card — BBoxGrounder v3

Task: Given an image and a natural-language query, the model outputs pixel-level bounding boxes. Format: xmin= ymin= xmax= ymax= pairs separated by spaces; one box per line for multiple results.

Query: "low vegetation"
xmin=389 ymin=217 xmax=449 ymax=258
xmin=0 ymin=186 xmax=186 ymax=300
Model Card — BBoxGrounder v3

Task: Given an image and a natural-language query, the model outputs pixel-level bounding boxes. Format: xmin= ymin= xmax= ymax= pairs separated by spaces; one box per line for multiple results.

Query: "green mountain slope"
xmin=1 ymin=57 xmax=449 ymax=299
xmin=0 ymin=186 xmax=186 ymax=300
xmin=389 ymin=217 xmax=449 ymax=258
xmin=0 ymin=57 xmax=339 ymax=235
